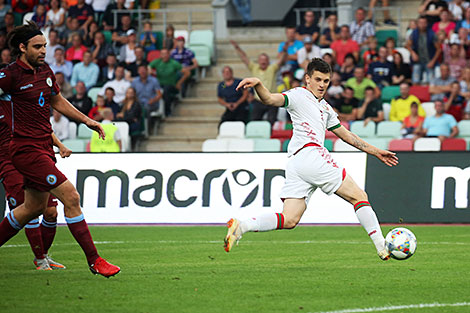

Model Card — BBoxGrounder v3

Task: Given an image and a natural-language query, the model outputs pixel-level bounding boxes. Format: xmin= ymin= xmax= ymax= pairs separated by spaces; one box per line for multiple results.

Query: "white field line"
xmin=2 ymin=239 xmax=470 ymax=249
xmin=314 ymin=302 xmax=470 ymax=313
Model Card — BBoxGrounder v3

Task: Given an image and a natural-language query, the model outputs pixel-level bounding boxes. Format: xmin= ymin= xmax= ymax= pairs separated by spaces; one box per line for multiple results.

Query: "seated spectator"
xmin=460 ymin=66 xmax=470 ymax=97
xmin=46 ymin=0 xmax=66 ymax=33
xmin=99 ymin=65 xmax=131 ymax=105
xmin=326 ymin=72 xmax=344 ymax=103
xmin=50 ymin=110 xmax=69 ymax=141
xmin=116 ymin=87 xmax=142 ymax=134
xmin=0 ymin=48 xmax=10 ymax=64
xmin=416 ymin=100 xmax=458 ymax=142
xmin=390 ymin=82 xmax=425 ymax=122
xmin=405 ymin=19 xmax=417 ymax=41
xmin=119 ymin=29 xmax=137 ymax=65
xmin=140 ymin=21 xmax=158 ymax=53
xmin=50 ymin=47 xmax=73 ymax=81
xmin=278 ymin=26 xmax=304 ymax=71
xmin=401 ymin=102 xmax=425 ymax=138
xmin=90 ymin=31 xmax=114 ymax=68
xmin=444 ymin=81 xmax=466 ymax=121
xmin=149 ymin=48 xmax=190 ymax=116
xmin=55 ymin=72 xmax=74 ymax=99
xmin=217 ymin=66 xmax=249 ymax=124
xmin=112 ymin=14 xmax=134 ymax=47
xmin=456 ymin=7 xmax=470 ymax=31
xmin=339 ymin=53 xmax=356 ymax=82
xmin=0 ymin=12 xmax=14 ymax=35
xmin=104 ymin=87 xmax=121 ymax=117
xmin=356 ymin=86 xmax=384 ymax=125
xmin=66 ymin=34 xmax=88 ymax=64
xmin=46 ymin=30 xmax=64 ymax=65
xmin=61 ymin=18 xmax=84 ymax=46
xmin=432 ymin=10 xmax=456 ymax=38
xmin=99 ymin=53 xmax=117 ymax=86
xmin=391 ymin=52 xmax=412 ymax=85
xmin=171 ymin=36 xmax=198 ymax=96
xmin=88 ymin=95 xmax=106 ymax=121
xmin=131 ymin=65 xmax=162 ymax=112
xmin=83 ymin=21 xmax=99 ymax=47
xmin=103 ymin=0 xmax=126 ymax=31
xmin=450 ymin=28 xmax=470 ymax=58
xmin=163 ymin=24 xmax=175 ymax=50
xmin=449 ymin=0 xmax=469 ymax=21
xmin=67 ymin=0 xmax=94 ymax=34
xmin=277 ymin=69 xmax=295 ymax=93
xmin=443 ymin=43 xmax=467 ymax=79
xmin=345 ymin=67 xmax=380 ymax=100
xmin=430 ymin=63 xmax=454 ymax=101
xmin=349 ymin=7 xmax=375 ymax=47
xmin=322 ymin=52 xmax=338 ymax=72
xmin=0 ymin=32 xmax=6 ymax=52
xmin=0 ymin=0 xmax=11 ymax=30
xmin=297 ymin=36 xmax=321 ymax=70
xmin=366 ymin=0 xmax=396 ymax=25
xmin=89 ymin=0 xmax=110 ymax=23
xmin=295 ymin=10 xmax=320 ymax=43
xmin=419 ymin=0 xmax=448 ymax=27
xmin=70 ymin=50 xmax=100 ymax=89
xmin=362 ymin=36 xmax=378 ymax=72
xmin=367 ymin=46 xmax=394 ymax=88
xmin=32 ymin=3 xmax=47 ymax=30
xmin=68 ymin=81 xmax=93 ymax=116
xmin=319 ymin=14 xmax=340 ymax=48
xmin=126 ymin=46 xmax=148 ymax=77
xmin=332 ymin=87 xmax=359 ymax=121
xmin=384 ymin=37 xmax=398 ymax=62
xmin=407 ymin=16 xmax=440 ymax=84
xmin=90 ymin=108 xmax=122 ymax=152
xmin=331 ymin=25 xmax=359 ymax=67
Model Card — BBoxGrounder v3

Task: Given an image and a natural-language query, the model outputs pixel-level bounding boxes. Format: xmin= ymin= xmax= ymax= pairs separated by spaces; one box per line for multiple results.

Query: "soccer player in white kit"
xmin=224 ymin=58 xmax=398 ymax=260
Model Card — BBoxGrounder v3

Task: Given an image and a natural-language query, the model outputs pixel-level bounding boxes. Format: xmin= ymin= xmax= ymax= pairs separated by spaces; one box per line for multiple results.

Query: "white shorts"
xmin=279 ymin=146 xmax=345 ymax=203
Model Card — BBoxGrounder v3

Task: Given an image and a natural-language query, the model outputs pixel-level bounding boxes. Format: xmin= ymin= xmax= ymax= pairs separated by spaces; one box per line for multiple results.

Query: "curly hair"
xmin=6 ymin=21 xmax=43 ymax=59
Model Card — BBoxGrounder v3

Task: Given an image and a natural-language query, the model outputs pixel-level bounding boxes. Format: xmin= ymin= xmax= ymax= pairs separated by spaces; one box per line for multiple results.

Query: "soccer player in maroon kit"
xmin=0 ymin=22 xmax=120 ymax=277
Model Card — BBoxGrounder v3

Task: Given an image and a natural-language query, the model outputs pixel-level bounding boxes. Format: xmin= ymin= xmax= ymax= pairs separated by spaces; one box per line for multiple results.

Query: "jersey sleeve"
xmin=0 ymin=68 xmax=13 ymax=96
xmin=281 ymin=88 xmax=299 ymax=109
xmin=326 ymin=104 xmax=341 ymax=131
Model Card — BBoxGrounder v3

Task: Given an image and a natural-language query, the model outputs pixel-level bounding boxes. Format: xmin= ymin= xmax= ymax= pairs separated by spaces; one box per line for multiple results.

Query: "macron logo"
xmin=20 ymin=84 xmax=33 ymax=90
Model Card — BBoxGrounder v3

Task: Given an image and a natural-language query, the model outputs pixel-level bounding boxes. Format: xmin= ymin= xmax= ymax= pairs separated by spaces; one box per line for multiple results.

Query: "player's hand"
xmin=59 ymin=144 xmax=72 ymax=158
xmin=86 ymin=119 xmax=106 ymax=140
xmin=236 ymin=78 xmax=260 ymax=91
xmin=375 ymin=149 xmax=399 ymax=167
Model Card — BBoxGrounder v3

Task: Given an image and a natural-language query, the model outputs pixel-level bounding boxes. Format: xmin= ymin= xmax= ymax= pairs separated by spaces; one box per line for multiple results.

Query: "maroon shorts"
xmin=9 ymin=137 xmax=67 ymax=193
xmin=0 ymin=155 xmax=58 ymax=209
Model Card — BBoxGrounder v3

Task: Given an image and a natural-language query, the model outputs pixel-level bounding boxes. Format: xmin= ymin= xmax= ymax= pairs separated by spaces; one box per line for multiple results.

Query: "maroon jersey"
xmin=0 ymin=98 xmax=12 ymax=158
xmin=0 ymin=59 xmax=60 ymax=139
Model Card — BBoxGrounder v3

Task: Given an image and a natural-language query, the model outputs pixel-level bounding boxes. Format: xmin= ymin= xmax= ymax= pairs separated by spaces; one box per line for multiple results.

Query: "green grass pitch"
xmin=1 ymin=225 xmax=469 ymax=313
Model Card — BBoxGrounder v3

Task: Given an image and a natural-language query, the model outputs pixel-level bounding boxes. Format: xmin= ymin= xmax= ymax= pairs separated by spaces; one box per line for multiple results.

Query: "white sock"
xmin=240 ymin=213 xmax=283 ymax=234
xmin=354 ymin=202 xmax=385 ymax=252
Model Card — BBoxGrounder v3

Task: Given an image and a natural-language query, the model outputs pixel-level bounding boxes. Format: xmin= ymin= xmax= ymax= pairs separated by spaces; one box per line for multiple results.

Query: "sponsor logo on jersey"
xmin=0 ymin=115 xmax=4 ymax=119
xmin=46 ymin=77 xmax=53 ymax=87
xmin=20 ymin=83 xmax=33 ymax=90
xmin=46 ymin=174 xmax=57 ymax=185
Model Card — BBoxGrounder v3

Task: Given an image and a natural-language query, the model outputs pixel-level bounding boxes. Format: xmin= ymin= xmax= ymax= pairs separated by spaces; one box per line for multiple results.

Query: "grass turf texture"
xmin=1 ymin=225 xmax=469 ymax=313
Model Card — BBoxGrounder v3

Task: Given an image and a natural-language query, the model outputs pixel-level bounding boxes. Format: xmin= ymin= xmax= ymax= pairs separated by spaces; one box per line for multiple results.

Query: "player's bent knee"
xmin=283 ymin=216 xmax=300 ymax=229
xmin=353 ymin=189 xmax=368 ymax=203
xmin=43 ymin=207 xmax=58 ymax=222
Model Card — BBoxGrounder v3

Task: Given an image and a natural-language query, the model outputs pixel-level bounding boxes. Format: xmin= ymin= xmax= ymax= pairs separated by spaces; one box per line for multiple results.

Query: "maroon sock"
xmin=0 ymin=212 xmax=22 ymax=246
xmin=24 ymin=218 xmax=45 ymax=260
xmin=66 ymin=214 xmax=99 ymax=265
xmin=40 ymin=219 xmax=57 ymax=254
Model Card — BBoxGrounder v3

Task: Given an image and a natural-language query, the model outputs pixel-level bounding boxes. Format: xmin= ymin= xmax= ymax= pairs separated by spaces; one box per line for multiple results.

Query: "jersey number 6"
xmin=38 ymin=92 xmax=45 ymax=107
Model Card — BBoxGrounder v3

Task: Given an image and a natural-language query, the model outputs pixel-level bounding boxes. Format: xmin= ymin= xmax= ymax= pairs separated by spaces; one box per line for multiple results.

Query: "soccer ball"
xmin=385 ymin=228 xmax=417 ymax=260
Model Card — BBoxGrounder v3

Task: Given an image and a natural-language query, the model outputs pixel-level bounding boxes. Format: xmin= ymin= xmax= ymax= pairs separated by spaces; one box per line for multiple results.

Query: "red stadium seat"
xmin=271 ymin=129 xmax=292 ymax=139
xmin=388 ymin=139 xmax=413 ymax=151
xmin=409 ymin=85 xmax=430 ymax=102
xmin=272 ymin=121 xmax=285 ymax=130
xmin=146 ymin=50 xmax=161 ymax=63
xmin=441 ymin=138 xmax=467 ymax=151
xmin=340 ymin=121 xmax=350 ymax=130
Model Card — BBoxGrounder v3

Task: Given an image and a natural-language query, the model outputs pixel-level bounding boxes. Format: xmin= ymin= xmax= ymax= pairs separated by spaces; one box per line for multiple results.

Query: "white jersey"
xmin=282 ymin=87 xmax=341 ymax=157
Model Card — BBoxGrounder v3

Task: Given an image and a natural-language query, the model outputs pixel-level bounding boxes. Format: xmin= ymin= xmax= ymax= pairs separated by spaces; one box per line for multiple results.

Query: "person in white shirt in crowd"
xmin=46 ymin=0 xmax=66 ymax=33
xmin=50 ymin=110 xmax=70 ymax=141
xmin=297 ymin=36 xmax=321 ymax=70
xmin=45 ymin=29 xmax=63 ymax=65
xmin=99 ymin=65 xmax=131 ymax=105
xmin=119 ymin=29 xmax=137 ymax=65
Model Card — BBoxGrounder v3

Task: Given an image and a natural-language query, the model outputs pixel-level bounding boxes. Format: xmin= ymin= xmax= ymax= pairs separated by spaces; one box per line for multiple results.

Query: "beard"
xmin=26 ymin=53 xmax=44 ymax=68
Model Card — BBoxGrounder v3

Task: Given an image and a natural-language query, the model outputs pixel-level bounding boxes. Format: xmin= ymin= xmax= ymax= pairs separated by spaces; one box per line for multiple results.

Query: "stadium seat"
xmin=254 ymin=139 xmax=281 ymax=152
xmin=441 ymin=138 xmax=467 ymax=151
xmin=376 ymin=29 xmax=398 ymax=47
xmin=271 ymin=129 xmax=292 ymax=140
xmin=282 ymin=139 xmax=290 ymax=152
xmin=340 ymin=121 xmax=350 ymax=130
xmin=246 ymin=121 xmax=271 ymax=138
xmin=334 ymin=139 xmax=359 ymax=151
xmin=350 ymin=121 xmax=376 ymax=137
xmin=381 ymin=86 xmax=401 ymax=102
xmin=202 ymin=139 xmax=229 ymax=152
xmin=189 ymin=30 xmax=214 ymax=58
xmin=218 ymin=121 xmax=245 ymax=139
xmin=365 ymin=138 xmax=389 ymax=150
xmin=113 ymin=121 xmax=130 ymax=152
xmin=324 ymin=139 xmax=334 ymax=151
xmin=146 ymin=50 xmax=161 ymax=63
xmin=272 ymin=121 xmax=286 ymax=130
xmin=62 ymin=139 xmax=87 ymax=152
xmin=190 ymin=45 xmax=211 ymax=66
xmin=376 ymin=121 xmax=402 ymax=138
xmin=421 ymin=102 xmax=436 ymax=117
xmin=155 ymin=31 xmax=164 ymax=50
xmin=383 ymin=103 xmax=391 ymax=120
xmin=88 ymin=87 xmax=101 ymax=103
xmin=395 ymin=47 xmax=411 ymax=64
xmin=457 ymin=120 xmax=470 ymax=137
xmin=77 ymin=123 xmax=93 ymax=139
xmin=388 ymin=139 xmax=413 ymax=151
xmin=227 ymin=139 xmax=254 ymax=152
xmin=409 ymin=85 xmax=430 ymax=102
xmin=325 ymin=130 xmax=336 ymax=139
xmin=414 ymin=137 xmax=441 ymax=151
xmin=68 ymin=122 xmax=77 ymax=140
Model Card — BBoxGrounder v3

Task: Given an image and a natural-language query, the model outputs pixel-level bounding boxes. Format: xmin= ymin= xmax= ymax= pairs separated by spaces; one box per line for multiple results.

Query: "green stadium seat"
xmin=285 ymin=123 xmax=293 ymax=130
xmin=282 ymin=139 xmax=290 ymax=152
xmin=457 ymin=120 xmax=470 ymax=137
xmin=62 ymin=139 xmax=87 ymax=152
xmin=88 ymin=87 xmax=101 ymax=104
xmin=350 ymin=121 xmax=376 ymax=137
xmin=254 ymin=139 xmax=281 ymax=152
xmin=381 ymin=86 xmax=401 ymax=102
xmin=78 ymin=123 xmax=93 ymax=139
xmin=324 ymin=139 xmax=334 ymax=151
xmin=365 ymin=138 xmax=389 ymax=150
xmin=155 ymin=31 xmax=164 ymax=50
xmin=189 ymin=45 xmax=211 ymax=67
xmin=246 ymin=121 xmax=271 ymax=138
xmin=376 ymin=121 xmax=402 ymax=138
xmin=189 ymin=30 xmax=214 ymax=58
xmin=376 ymin=29 xmax=398 ymax=47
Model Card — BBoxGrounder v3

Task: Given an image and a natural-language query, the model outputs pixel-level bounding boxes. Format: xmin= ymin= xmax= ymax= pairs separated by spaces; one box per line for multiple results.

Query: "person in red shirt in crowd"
xmin=331 ymin=25 xmax=360 ymax=66
xmin=65 ymin=33 xmax=87 ymax=63
xmin=401 ymin=102 xmax=425 ymax=138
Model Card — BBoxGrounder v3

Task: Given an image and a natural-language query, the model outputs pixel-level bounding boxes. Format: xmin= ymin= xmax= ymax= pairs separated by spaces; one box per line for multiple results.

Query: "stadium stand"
xmin=245 ymin=121 xmax=271 ymax=139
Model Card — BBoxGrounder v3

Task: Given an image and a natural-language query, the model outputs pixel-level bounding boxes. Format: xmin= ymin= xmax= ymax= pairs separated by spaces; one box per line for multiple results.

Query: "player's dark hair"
xmin=7 ymin=21 xmax=43 ymax=59
xmin=306 ymin=58 xmax=332 ymax=77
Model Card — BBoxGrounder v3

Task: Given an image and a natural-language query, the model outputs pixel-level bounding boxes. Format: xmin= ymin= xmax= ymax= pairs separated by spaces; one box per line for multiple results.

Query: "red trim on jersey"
xmin=342 ymin=168 xmax=346 ymax=181
xmin=293 ymin=142 xmax=321 ymax=155
xmin=368 ymin=230 xmax=377 ymax=236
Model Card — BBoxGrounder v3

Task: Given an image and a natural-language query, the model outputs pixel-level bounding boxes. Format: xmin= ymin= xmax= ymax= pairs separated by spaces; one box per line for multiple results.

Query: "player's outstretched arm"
xmin=51 ymin=132 xmax=72 ymax=158
xmin=236 ymin=77 xmax=285 ymax=107
xmin=51 ymin=93 xmax=106 ymax=139
xmin=332 ymin=126 xmax=399 ymax=167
